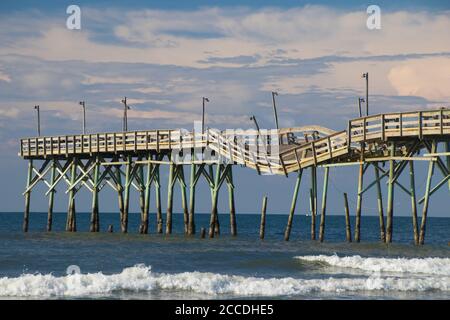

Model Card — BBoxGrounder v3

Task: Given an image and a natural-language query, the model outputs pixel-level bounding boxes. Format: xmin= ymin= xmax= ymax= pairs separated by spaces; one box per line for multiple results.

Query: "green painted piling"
xmin=319 ymin=167 xmax=329 ymax=242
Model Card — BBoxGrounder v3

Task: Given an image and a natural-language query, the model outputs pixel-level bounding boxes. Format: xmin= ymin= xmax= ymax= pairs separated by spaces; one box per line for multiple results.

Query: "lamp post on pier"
xmin=34 ymin=105 xmax=40 ymax=136
xmin=121 ymin=97 xmax=131 ymax=132
xmin=271 ymin=91 xmax=281 ymax=144
xmin=79 ymin=101 xmax=86 ymax=134
xmin=202 ymin=97 xmax=210 ymax=134
xmin=358 ymin=97 xmax=365 ymax=118
xmin=362 ymin=72 xmax=369 ymax=116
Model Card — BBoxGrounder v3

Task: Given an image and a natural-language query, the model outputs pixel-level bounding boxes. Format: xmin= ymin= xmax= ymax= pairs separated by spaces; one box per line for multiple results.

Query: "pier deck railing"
xmin=20 ymin=108 xmax=450 ymax=175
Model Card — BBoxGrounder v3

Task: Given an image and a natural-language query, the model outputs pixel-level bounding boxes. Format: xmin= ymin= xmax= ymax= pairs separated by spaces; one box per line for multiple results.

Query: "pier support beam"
xmin=354 ymin=163 xmax=364 ymax=242
xmin=319 ymin=167 xmax=329 ymax=242
xmin=155 ymin=166 xmax=163 ymax=234
xmin=166 ymin=162 xmax=175 ymax=235
xmin=227 ymin=167 xmax=237 ymax=236
xmin=137 ymin=159 xmax=146 ymax=234
xmin=47 ymin=160 xmax=56 ymax=232
xmin=343 ymin=193 xmax=352 ymax=242
xmin=373 ymin=164 xmax=386 ymax=242
xmin=66 ymin=158 xmax=77 ymax=232
xmin=208 ymin=164 xmax=233 ymax=238
xmin=141 ymin=154 xmax=152 ymax=234
xmin=90 ymin=157 xmax=100 ymax=232
xmin=284 ymin=170 xmax=302 ymax=241
xmin=177 ymin=165 xmax=189 ymax=234
xmin=386 ymin=143 xmax=396 ymax=243
xmin=23 ymin=160 xmax=33 ymax=232
xmin=260 ymin=195 xmax=267 ymax=240
xmin=409 ymin=161 xmax=419 ymax=245
xmin=209 ymin=164 xmax=222 ymax=238
xmin=310 ymin=166 xmax=317 ymax=240
xmin=188 ymin=162 xmax=197 ymax=235
xmin=446 ymin=142 xmax=450 ymax=190
xmin=115 ymin=164 xmax=125 ymax=233
xmin=122 ymin=156 xmax=131 ymax=233
xmin=419 ymin=141 xmax=436 ymax=245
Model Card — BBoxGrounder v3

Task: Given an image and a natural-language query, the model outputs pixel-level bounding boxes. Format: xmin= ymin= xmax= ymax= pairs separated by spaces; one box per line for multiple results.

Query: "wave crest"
xmin=0 ymin=263 xmax=449 ymax=298
xmin=295 ymin=255 xmax=450 ymax=276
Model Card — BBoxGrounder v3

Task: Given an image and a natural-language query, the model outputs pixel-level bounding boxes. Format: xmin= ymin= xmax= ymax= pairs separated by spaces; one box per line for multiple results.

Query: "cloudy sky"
xmin=0 ymin=0 xmax=449 ymax=221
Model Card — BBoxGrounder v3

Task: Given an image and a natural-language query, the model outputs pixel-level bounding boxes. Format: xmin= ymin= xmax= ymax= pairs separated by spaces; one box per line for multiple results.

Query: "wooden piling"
xmin=343 ymin=193 xmax=352 ymax=242
xmin=141 ymin=154 xmax=151 ymax=234
xmin=319 ymin=167 xmax=329 ymax=242
xmin=409 ymin=161 xmax=419 ymax=245
xmin=209 ymin=164 xmax=221 ymax=238
xmin=47 ymin=160 xmax=56 ymax=232
xmin=138 ymin=159 xmax=146 ymax=233
xmin=166 ymin=162 xmax=175 ymax=234
xmin=284 ymin=170 xmax=302 ymax=241
xmin=188 ymin=162 xmax=196 ymax=235
xmin=177 ymin=165 xmax=189 ymax=234
xmin=446 ymin=142 xmax=450 ymax=190
xmin=155 ymin=167 xmax=163 ymax=234
xmin=122 ymin=156 xmax=131 ymax=233
xmin=354 ymin=163 xmax=364 ymax=242
xmin=200 ymin=227 xmax=206 ymax=238
xmin=309 ymin=187 xmax=314 ymax=238
xmin=386 ymin=143 xmax=395 ymax=243
xmin=90 ymin=157 xmax=100 ymax=232
xmin=227 ymin=168 xmax=237 ymax=236
xmin=115 ymin=165 xmax=125 ymax=233
xmin=373 ymin=164 xmax=386 ymax=242
xmin=310 ymin=166 xmax=317 ymax=240
xmin=66 ymin=158 xmax=77 ymax=232
xmin=23 ymin=160 xmax=33 ymax=233
xmin=419 ymin=141 xmax=436 ymax=245
xmin=260 ymin=195 xmax=268 ymax=239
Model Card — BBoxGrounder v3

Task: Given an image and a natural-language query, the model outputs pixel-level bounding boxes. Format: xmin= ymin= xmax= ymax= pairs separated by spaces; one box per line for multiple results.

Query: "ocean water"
xmin=0 ymin=212 xmax=449 ymax=300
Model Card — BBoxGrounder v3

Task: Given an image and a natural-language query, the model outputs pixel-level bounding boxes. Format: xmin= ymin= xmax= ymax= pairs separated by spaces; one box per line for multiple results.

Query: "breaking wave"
xmin=295 ymin=255 xmax=450 ymax=276
xmin=0 ymin=263 xmax=449 ymax=298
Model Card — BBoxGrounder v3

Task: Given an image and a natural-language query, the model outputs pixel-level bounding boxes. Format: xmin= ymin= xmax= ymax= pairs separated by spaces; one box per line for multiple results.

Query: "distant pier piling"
xmin=260 ymin=195 xmax=267 ymax=239
xmin=343 ymin=193 xmax=352 ymax=242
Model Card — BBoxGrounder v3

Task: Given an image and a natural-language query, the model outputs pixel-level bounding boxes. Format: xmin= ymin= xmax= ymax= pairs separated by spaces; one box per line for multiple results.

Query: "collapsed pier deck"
xmin=19 ymin=108 xmax=450 ymax=244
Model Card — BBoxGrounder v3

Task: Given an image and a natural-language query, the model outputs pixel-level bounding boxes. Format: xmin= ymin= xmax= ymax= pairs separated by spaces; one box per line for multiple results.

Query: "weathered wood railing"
xmin=279 ymin=108 xmax=450 ymax=173
xmin=19 ymin=108 xmax=450 ymax=174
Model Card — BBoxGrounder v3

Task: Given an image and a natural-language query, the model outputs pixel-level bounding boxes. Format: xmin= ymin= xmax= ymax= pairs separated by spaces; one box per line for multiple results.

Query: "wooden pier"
xmin=19 ymin=108 xmax=450 ymax=244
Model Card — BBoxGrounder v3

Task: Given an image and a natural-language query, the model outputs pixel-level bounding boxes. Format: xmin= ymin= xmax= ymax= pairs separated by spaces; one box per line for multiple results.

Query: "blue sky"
xmin=0 ymin=1 xmax=449 ymax=219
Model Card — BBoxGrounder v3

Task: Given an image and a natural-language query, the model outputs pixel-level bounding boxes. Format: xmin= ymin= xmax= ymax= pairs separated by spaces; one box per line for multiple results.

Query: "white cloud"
xmin=0 ymin=70 xmax=11 ymax=82
xmin=82 ymin=75 xmax=147 ymax=85
xmin=0 ymin=108 xmax=20 ymax=118
xmin=2 ymin=7 xmax=450 ymax=69
xmin=388 ymin=57 xmax=450 ymax=101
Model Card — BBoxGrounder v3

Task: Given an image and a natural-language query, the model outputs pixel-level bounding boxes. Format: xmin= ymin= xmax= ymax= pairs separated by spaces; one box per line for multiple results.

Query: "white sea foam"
xmin=295 ymin=255 xmax=450 ymax=276
xmin=0 ymin=264 xmax=448 ymax=298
